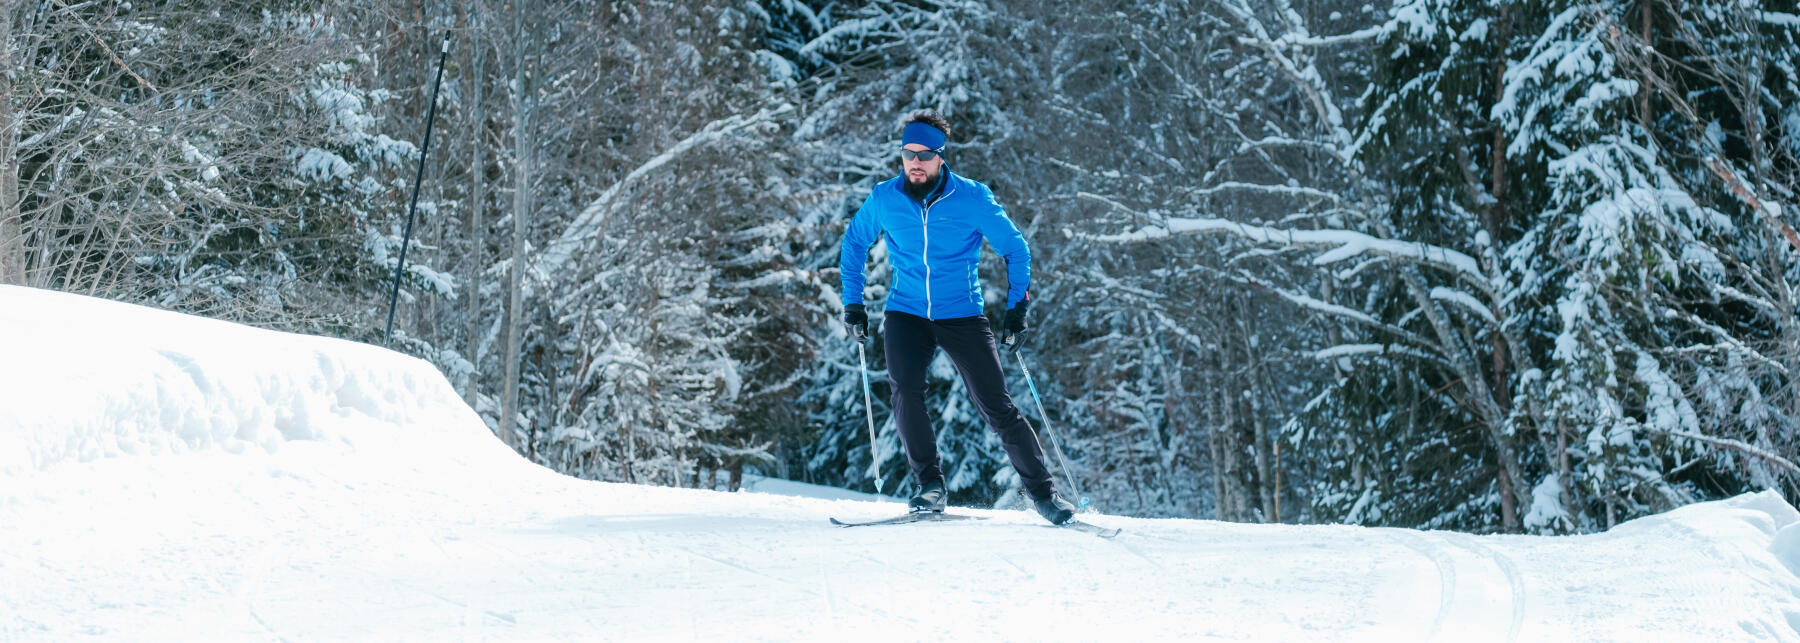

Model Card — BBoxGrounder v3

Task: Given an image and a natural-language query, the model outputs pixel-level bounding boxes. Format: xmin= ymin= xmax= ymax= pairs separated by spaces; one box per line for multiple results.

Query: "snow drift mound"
xmin=0 ymin=285 xmax=519 ymax=483
xmin=1619 ymin=490 xmax=1800 ymax=578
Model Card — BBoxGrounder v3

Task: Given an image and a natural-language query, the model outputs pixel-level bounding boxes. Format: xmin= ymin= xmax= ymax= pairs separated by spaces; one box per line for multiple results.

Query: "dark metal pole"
xmin=385 ymin=35 xmax=452 ymax=346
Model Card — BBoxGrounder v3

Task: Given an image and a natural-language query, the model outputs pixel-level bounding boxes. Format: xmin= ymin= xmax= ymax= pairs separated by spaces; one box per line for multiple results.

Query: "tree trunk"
xmin=1251 ymin=351 xmax=1284 ymax=523
xmin=1497 ymin=458 xmax=1517 ymax=533
xmin=1486 ymin=4 xmax=1512 ymax=244
xmin=1637 ymin=0 xmax=1652 ymax=135
xmin=0 ymin=2 xmax=22 ymax=286
xmin=498 ymin=0 xmax=530 ymax=451
xmin=533 ymin=300 xmax=554 ymax=462
xmin=1248 ymin=392 xmax=1275 ymax=522
xmin=1212 ymin=377 xmax=1252 ymax=522
xmin=1204 ymin=369 xmax=1228 ymax=520
xmin=1161 ymin=348 xmax=1202 ymax=518
xmin=1486 ymin=11 xmax=1516 ymax=525
xmin=1273 ymin=434 xmax=1282 ymax=523
xmin=463 ymin=0 xmax=486 ymax=402
xmin=1558 ymin=417 xmax=1574 ymax=522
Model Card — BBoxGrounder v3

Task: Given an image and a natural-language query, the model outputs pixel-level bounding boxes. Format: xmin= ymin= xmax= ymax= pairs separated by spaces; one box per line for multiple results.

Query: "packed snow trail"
xmin=4 ymin=285 xmax=1800 ymax=641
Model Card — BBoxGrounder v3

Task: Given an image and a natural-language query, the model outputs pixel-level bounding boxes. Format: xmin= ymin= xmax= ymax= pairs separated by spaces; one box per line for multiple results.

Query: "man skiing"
xmin=839 ymin=110 xmax=1077 ymax=526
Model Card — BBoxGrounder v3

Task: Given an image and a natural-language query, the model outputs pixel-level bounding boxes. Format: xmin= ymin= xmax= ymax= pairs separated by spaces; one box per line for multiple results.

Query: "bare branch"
xmin=49 ymin=0 xmax=158 ymax=93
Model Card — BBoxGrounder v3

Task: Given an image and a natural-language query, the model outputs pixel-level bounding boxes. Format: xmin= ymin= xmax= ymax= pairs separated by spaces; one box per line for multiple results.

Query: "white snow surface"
xmin=5 ymin=285 xmax=1800 ymax=641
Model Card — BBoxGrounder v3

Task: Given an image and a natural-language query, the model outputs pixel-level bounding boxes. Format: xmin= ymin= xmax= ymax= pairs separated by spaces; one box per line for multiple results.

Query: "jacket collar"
xmin=898 ymin=168 xmax=953 ymax=204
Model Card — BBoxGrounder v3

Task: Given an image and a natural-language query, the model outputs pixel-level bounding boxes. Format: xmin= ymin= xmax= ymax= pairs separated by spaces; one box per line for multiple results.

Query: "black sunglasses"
xmin=900 ymin=148 xmax=944 ymax=162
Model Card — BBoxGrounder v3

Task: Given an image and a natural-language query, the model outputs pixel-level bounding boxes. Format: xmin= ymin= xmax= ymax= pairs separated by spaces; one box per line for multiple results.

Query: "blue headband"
xmin=902 ymin=122 xmax=947 ymax=150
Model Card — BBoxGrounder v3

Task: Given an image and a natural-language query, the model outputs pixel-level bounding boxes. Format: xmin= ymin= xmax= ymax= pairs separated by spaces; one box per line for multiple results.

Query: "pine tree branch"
xmin=1664 ymin=430 xmax=1800 ymax=476
xmin=1085 ymin=214 xmax=1496 ymax=302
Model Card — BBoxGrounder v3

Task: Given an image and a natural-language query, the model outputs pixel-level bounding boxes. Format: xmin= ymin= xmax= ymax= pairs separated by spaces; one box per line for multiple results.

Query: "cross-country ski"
xmin=1057 ymin=520 xmax=1122 ymax=538
xmin=828 ymin=512 xmax=984 ymax=527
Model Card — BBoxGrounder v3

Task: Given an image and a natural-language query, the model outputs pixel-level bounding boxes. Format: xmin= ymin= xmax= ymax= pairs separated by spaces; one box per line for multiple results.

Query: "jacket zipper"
xmin=919 ymin=183 xmax=955 ymax=320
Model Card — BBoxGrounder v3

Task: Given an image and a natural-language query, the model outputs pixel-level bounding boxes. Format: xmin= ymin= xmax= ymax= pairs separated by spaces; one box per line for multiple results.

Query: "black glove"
xmin=843 ymin=303 xmax=869 ymax=343
xmin=1000 ymin=299 xmax=1029 ymax=351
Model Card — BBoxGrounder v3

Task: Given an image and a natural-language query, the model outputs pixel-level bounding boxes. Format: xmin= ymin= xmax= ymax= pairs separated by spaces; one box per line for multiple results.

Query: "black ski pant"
xmin=882 ymin=311 xmax=1056 ymax=500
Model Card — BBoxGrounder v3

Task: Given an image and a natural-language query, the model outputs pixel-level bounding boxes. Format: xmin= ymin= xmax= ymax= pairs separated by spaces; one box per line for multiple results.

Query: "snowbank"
xmin=1656 ymin=489 xmax=1800 ymax=580
xmin=3 ymin=285 xmax=1799 ymax=641
xmin=0 ymin=285 xmax=519 ymax=482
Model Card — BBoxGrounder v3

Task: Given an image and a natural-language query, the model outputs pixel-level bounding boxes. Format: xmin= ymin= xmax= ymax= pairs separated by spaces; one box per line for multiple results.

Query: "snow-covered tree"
xmin=1503 ymin=0 xmax=1800 ymax=529
xmin=16 ymin=0 xmax=1797 ymax=534
xmin=2 ymin=2 xmax=433 ymax=333
xmin=1093 ymin=0 xmax=1800 ymax=533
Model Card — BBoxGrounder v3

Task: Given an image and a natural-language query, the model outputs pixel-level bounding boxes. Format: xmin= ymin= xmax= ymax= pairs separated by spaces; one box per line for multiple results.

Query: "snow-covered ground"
xmin=4 ymin=284 xmax=1800 ymax=641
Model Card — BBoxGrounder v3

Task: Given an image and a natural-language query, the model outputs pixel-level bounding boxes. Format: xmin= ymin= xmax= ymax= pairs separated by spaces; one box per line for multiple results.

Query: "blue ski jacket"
xmin=840 ymin=170 xmax=1030 ymax=320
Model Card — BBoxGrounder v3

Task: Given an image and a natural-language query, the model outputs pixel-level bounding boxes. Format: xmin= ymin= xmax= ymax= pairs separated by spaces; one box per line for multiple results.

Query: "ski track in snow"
xmin=1446 ymin=533 xmax=1528 ymax=642
xmin=1387 ymin=529 xmax=1458 ymax=641
xmin=4 ymin=285 xmax=1800 ymax=641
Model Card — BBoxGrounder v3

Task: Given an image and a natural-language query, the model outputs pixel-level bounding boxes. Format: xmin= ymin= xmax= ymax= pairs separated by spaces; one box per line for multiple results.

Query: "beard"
xmin=902 ymin=166 xmax=942 ymax=202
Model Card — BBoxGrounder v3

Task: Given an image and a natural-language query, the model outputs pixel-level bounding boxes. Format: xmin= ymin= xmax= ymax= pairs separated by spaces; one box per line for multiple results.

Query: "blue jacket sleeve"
xmin=839 ymin=192 xmax=882 ymax=307
xmin=977 ymin=187 xmax=1031 ymax=309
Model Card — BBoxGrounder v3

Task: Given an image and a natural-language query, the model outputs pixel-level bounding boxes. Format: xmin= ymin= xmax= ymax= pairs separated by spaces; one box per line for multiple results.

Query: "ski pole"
xmin=384 ymin=35 xmax=451 ymax=346
xmin=857 ymin=341 xmax=882 ymax=492
xmin=1007 ymin=348 xmax=1089 ymax=510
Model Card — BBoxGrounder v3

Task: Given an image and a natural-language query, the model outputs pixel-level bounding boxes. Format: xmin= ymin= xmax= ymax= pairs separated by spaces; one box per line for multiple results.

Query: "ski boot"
xmin=909 ymin=478 xmax=947 ymax=513
xmin=1025 ymin=489 xmax=1076 ymax=525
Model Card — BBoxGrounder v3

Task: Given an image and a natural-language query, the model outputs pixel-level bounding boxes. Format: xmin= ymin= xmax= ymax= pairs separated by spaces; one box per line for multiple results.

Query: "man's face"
xmin=902 ymin=143 xmax=943 ymax=186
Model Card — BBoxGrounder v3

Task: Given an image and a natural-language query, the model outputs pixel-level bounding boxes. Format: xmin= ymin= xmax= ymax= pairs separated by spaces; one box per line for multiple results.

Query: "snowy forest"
xmin=2 ymin=0 xmax=1797 ymax=535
